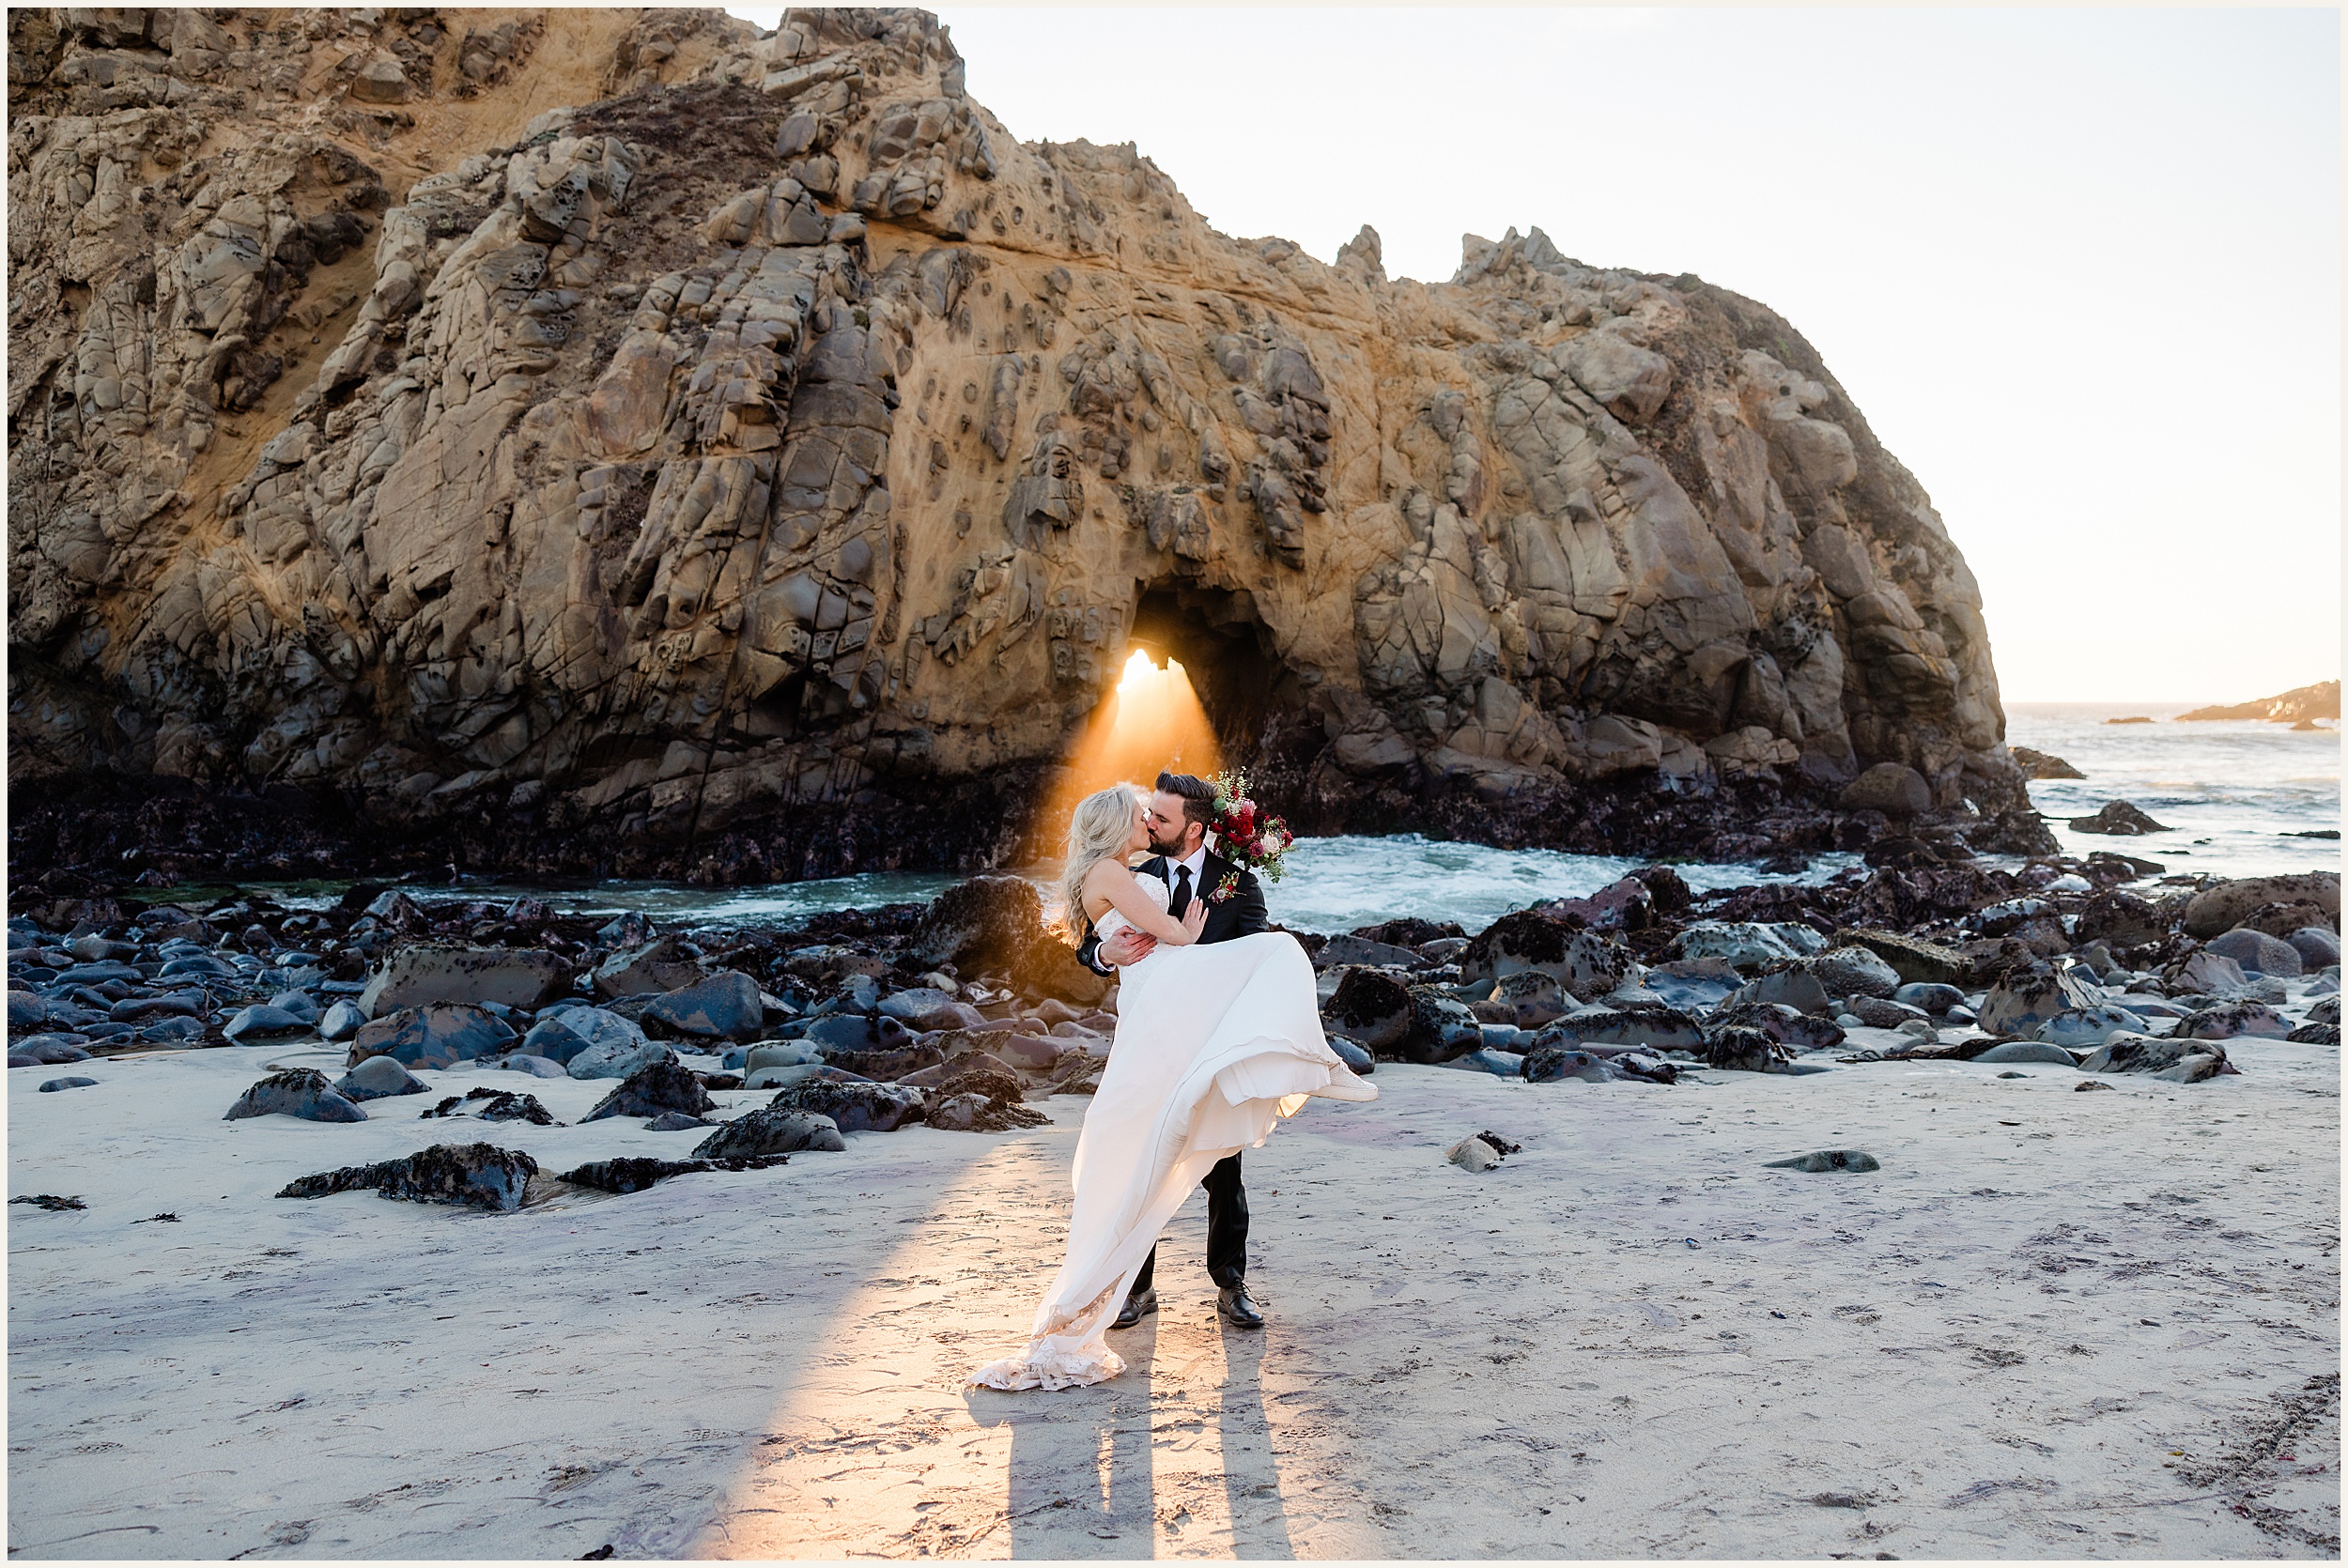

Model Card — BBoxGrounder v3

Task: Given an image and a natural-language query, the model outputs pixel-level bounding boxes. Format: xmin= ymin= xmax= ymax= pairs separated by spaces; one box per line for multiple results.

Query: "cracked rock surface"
xmin=12 ymin=7 xmax=2031 ymax=883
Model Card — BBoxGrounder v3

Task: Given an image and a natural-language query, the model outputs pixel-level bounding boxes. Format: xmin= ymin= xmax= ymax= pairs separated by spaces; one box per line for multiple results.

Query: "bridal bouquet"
xmin=1205 ymin=769 xmax=1294 ymax=884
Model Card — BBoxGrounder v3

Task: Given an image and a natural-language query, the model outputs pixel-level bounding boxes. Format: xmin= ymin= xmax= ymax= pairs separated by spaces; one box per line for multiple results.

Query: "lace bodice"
xmin=1090 ymin=869 xmax=1168 ymax=944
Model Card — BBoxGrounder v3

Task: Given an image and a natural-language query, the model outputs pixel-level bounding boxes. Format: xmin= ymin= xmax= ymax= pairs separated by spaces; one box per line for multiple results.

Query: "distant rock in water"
xmin=2011 ymin=746 xmax=2083 ymax=779
xmin=8 ymin=8 xmax=2034 ymax=883
xmin=2177 ymin=680 xmax=2340 ymax=724
xmin=2069 ymin=801 xmax=2170 ymax=836
xmin=2105 ymin=716 xmax=2155 ymax=725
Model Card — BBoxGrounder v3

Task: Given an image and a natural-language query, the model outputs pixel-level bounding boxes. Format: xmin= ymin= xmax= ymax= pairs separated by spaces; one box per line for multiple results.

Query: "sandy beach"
xmin=8 ymin=1031 xmax=2337 ymax=1560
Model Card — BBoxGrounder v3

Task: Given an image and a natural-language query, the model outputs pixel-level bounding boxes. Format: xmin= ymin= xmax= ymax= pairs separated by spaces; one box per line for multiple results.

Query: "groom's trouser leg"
xmin=1125 ymin=1154 xmax=1249 ymax=1297
xmin=1203 ymin=1152 xmax=1249 ymax=1287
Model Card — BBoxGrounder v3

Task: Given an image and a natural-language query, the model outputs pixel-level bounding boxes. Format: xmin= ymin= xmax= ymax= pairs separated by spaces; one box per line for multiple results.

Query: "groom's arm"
xmin=1226 ymin=869 xmax=1271 ymax=936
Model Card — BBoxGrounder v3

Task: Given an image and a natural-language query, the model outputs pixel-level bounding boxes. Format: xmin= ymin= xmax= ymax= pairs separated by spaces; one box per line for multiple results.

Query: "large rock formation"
xmin=8 ymin=7 xmax=2037 ymax=883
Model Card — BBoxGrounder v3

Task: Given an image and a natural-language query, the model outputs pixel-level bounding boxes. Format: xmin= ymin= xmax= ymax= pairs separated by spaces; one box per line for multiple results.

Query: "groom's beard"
xmin=1147 ymin=829 xmax=1186 ymax=857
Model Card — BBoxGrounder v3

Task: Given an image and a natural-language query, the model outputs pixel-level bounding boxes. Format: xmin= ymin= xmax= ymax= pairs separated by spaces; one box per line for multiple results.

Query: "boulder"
xmin=515 ymin=1014 xmax=595 ymax=1064
xmin=1551 ymin=1001 xmax=1705 ymax=1051
xmin=582 ymin=1061 xmax=718 ymax=1122
xmin=224 ymin=1004 xmax=315 ymax=1041
xmin=8 ymin=1038 xmax=91 ymax=1066
xmin=1322 ymin=968 xmax=1414 ymax=1052
xmin=1705 ymin=1027 xmax=1793 ymax=1073
xmin=1521 ymin=1045 xmax=1622 ymax=1084
xmin=1892 ymin=981 xmax=1966 ymax=1014
xmin=1488 ymin=969 xmax=1573 ymax=1026
xmin=360 ymin=945 xmax=564 ymax=1019
xmin=1724 ymin=966 xmax=1833 ymax=1016
xmin=1312 ymin=934 xmax=1423 ymax=970
xmin=1972 ymin=1040 xmax=2079 ymax=1066
xmin=1458 ymin=912 xmax=1638 ymax=995
xmin=277 ymin=1143 xmax=539 ymax=1209
xmin=641 ymin=971 xmax=764 ymax=1038
xmin=876 ymin=986 xmax=961 ymax=1022
xmin=2035 ymin=1006 xmax=2145 ymax=1050
xmin=334 ymin=1054 xmax=430 ymax=1101
xmin=2078 ymin=1032 xmax=2238 ymax=1083
xmin=1846 ymin=996 xmax=1928 ymax=1029
xmin=692 ymin=1108 xmax=847 ymax=1157
xmin=2287 ymin=926 xmax=2342 ymax=968
xmin=1706 ymin=1002 xmax=1846 ymax=1053
xmin=348 ymin=1005 xmax=517 ymax=1070
xmin=2184 ymin=874 xmax=2340 ymax=940
xmin=765 ymin=1078 xmax=925 ymax=1132
xmin=593 ymin=938 xmax=706 ymax=1000
xmin=224 ymin=1068 xmax=366 ymax=1123
xmin=2233 ymin=899 xmax=2336 ymax=938
xmin=908 ymin=875 xmax=1046 ymax=973
xmin=1640 ymin=958 xmax=1743 ymax=1012
xmin=2172 ymin=1002 xmax=2291 ymax=1041
xmin=1806 ymin=946 xmax=1903 ymax=1000
xmin=1976 ymin=961 xmax=2101 ymax=1037
xmin=1402 ymin=985 xmax=1486 ymax=1064
xmin=2204 ymin=929 xmax=2303 ymax=978
xmin=2162 ymin=950 xmax=2250 ymax=998
xmin=318 ymin=1000 xmax=368 ymax=1041
xmin=1667 ymin=921 xmax=1815 ymax=974
xmin=1837 ymin=929 xmax=1969 ymax=988
xmin=1838 ymin=763 xmax=1932 ymax=819
xmin=567 ymin=1036 xmax=676 ymax=1081
xmin=2068 ymin=801 xmax=2170 ymax=836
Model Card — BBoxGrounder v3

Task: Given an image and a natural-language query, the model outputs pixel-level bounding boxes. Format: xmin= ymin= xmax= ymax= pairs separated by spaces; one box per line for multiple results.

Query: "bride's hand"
xmin=1181 ymin=899 xmax=1208 ymax=939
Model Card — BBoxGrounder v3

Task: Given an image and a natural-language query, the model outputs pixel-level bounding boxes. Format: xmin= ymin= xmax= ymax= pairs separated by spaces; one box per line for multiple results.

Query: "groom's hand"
xmin=1099 ymin=927 xmax=1157 ymax=966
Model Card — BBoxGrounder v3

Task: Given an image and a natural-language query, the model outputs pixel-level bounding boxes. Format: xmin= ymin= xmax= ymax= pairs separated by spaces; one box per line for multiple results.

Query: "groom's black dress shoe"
xmin=1111 ymin=1287 xmax=1158 ymax=1330
xmin=1216 ymin=1284 xmax=1265 ymax=1330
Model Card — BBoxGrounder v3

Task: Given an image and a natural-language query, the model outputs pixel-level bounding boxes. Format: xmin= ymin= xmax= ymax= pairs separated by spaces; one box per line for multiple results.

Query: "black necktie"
xmin=1170 ymin=864 xmax=1193 ymax=919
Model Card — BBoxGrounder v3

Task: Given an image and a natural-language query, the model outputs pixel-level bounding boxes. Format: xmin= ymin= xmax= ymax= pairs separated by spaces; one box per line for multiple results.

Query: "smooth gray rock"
xmin=39 ymin=1075 xmax=99 ymax=1092
xmin=2206 ymin=928 xmax=2304 ymax=978
xmin=1973 ymin=1040 xmax=2079 ymax=1066
xmin=2287 ymin=927 xmax=2341 ymax=969
xmin=2079 ymin=1031 xmax=2238 ymax=1082
xmin=2035 ymin=1005 xmax=2145 ymax=1050
xmin=361 ymin=944 xmax=565 ymax=1018
xmin=568 ymin=1038 xmax=676 ymax=1081
xmin=225 ymin=1068 xmax=368 ymax=1123
xmin=2172 ymin=1002 xmax=2291 ymax=1041
xmin=642 ymin=971 xmax=764 ymax=1038
xmin=1808 ymin=946 xmax=1903 ymax=1000
xmin=1725 ymin=967 xmax=1833 ymax=1016
xmin=318 ymin=1000 xmax=367 ymax=1041
xmin=224 ymin=1004 xmax=314 ymax=1041
xmin=692 ymin=1108 xmax=846 ymax=1157
xmin=335 ymin=1054 xmax=431 ymax=1100
xmin=349 ymin=1004 xmax=517 ymax=1069
xmin=1893 ymin=982 xmax=1966 ymax=1014
xmin=268 ymin=990 xmax=321 ymax=1023
xmin=491 ymin=1053 xmax=571 ymax=1079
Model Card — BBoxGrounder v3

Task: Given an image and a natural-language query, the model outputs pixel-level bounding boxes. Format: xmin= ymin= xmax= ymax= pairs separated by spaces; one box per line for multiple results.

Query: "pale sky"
xmin=727 ymin=6 xmax=2340 ymax=704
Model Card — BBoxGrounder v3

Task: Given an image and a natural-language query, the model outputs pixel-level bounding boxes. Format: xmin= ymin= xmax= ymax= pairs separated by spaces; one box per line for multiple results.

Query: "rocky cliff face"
xmin=8 ymin=7 xmax=2035 ymax=883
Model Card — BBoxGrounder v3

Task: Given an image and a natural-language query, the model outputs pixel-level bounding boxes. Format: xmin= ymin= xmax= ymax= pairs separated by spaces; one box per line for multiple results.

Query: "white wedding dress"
xmin=966 ymin=871 xmax=1378 ymax=1391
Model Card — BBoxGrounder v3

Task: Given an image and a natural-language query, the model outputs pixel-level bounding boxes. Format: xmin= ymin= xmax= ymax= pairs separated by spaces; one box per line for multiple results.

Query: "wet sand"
xmin=8 ymin=1038 xmax=2339 ymax=1559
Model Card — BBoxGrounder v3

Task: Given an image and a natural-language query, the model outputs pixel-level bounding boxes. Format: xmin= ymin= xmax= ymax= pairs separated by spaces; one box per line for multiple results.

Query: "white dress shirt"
xmin=1167 ymin=843 xmax=1209 ymax=907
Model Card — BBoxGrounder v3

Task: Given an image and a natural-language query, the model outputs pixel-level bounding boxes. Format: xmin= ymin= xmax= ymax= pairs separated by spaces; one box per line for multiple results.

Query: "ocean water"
xmin=2006 ymin=702 xmax=2340 ymax=881
xmin=228 ymin=704 xmax=2335 ymax=934
xmin=247 ymin=840 xmax=1860 ymax=937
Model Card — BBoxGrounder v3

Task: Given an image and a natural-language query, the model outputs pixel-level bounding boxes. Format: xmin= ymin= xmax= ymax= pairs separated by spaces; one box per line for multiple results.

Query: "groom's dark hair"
xmin=1155 ymin=771 xmax=1217 ymax=829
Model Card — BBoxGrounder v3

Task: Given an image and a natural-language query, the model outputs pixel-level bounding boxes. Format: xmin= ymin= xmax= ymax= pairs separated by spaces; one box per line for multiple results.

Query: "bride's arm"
xmin=1085 ymin=862 xmax=1205 ymax=945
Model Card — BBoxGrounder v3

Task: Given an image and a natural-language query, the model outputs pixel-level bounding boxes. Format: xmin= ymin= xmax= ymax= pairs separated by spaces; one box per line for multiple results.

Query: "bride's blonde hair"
xmin=1057 ymin=782 xmax=1140 ymax=941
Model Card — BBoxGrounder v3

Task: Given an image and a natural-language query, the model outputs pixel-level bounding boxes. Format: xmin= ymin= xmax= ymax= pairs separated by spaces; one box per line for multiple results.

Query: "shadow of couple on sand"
xmin=963 ymin=1310 xmax=1297 ymax=1558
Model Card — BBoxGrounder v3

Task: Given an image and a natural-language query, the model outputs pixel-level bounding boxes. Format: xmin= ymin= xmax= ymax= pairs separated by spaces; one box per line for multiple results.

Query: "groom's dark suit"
xmin=1077 ymin=849 xmax=1268 ymax=1294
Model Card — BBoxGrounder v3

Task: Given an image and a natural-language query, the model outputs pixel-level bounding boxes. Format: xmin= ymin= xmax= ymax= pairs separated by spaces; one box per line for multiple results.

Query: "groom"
xmin=1077 ymin=769 xmax=1270 ymax=1331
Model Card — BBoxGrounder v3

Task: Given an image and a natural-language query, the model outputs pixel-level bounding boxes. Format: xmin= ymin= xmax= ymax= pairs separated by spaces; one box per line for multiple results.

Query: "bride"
xmin=967 ymin=782 xmax=1377 ymax=1392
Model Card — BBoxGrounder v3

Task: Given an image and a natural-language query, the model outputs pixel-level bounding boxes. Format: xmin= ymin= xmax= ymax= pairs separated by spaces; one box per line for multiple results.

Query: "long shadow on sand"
xmin=965 ymin=1315 xmax=1296 ymax=1558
